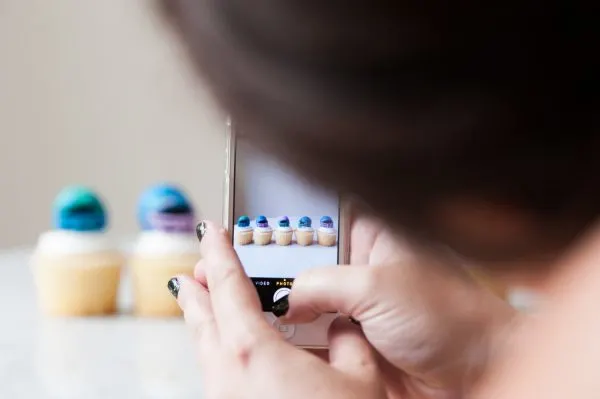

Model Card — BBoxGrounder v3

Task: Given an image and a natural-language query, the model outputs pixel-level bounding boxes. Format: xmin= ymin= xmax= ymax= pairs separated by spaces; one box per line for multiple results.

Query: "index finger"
xmin=198 ymin=221 xmax=271 ymax=339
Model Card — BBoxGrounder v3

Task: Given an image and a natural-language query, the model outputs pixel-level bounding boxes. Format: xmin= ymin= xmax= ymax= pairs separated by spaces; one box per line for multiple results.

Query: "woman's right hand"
xmin=285 ymin=216 xmax=516 ymax=398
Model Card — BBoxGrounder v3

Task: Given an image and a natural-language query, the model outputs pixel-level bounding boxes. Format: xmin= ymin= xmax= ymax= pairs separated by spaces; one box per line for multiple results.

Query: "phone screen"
xmin=232 ymin=137 xmax=341 ymax=311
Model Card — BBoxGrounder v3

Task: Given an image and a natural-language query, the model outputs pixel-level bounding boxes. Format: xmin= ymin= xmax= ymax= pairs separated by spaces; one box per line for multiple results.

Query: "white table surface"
xmin=0 ymin=247 xmax=541 ymax=399
xmin=0 ymin=248 xmax=205 ymax=399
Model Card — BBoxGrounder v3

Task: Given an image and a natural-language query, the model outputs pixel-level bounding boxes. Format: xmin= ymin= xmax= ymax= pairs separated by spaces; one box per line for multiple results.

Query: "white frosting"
xmin=35 ymin=230 xmax=115 ymax=256
xmin=254 ymin=226 xmax=273 ymax=233
xmin=236 ymin=225 xmax=253 ymax=232
xmin=318 ymin=227 xmax=336 ymax=235
xmin=276 ymin=226 xmax=293 ymax=233
xmin=296 ymin=227 xmax=314 ymax=232
xmin=133 ymin=231 xmax=199 ymax=256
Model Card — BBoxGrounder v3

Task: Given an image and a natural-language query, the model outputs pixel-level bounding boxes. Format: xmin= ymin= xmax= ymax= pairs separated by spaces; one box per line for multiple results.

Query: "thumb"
xmin=284 ymin=265 xmax=374 ymax=324
xmin=328 ymin=316 xmax=378 ymax=379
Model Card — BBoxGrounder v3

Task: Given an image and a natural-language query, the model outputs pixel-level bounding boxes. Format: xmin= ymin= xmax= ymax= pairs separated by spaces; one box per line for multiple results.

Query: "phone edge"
xmin=223 ymin=117 xmax=235 ymax=232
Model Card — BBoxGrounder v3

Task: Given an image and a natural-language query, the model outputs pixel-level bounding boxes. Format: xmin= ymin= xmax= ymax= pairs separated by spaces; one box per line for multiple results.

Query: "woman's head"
xmin=162 ymin=0 xmax=599 ymax=268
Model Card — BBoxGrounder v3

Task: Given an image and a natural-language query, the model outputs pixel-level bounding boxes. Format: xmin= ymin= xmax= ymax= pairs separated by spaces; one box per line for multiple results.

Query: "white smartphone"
xmin=223 ymin=119 xmax=349 ymax=348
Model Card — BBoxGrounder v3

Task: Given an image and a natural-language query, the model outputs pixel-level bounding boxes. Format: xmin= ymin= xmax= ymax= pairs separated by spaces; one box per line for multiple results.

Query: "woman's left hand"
xmin=172 ymin=221 xmax=386 ymax=399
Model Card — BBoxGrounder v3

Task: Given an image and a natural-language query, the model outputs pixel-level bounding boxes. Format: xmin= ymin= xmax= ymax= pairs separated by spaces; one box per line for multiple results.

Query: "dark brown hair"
xmin=161 ymin=0 xmax=599 ymax=262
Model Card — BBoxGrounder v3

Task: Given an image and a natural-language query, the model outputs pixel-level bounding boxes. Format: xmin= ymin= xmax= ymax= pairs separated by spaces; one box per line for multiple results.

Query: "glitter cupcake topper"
xmin=298 ymin=216 xmax=312 ymax=228
xmin=320 ymin=216 xmax=334 ymax=229
xmin=237 ymin=215 xmax=250 ymax=228
xmin=278 ymin=216 xmax=290 ymax=228
xmin=138 ymin=184 xmax=195 ymax=233
xmin=256 ymin=215 xmax=269 ymax=228
xmin=53 ymin=186 xmax=107 ymax=232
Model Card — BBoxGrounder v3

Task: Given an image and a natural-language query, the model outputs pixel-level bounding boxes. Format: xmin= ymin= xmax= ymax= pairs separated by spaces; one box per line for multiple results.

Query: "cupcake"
xmin=235 ymin=215 xmax=254 ymax=245
xmin=317 ymin=216 xmax=337 ymax=247
xmin=31 ymin=186 xmax=124 ymax=316
xmin=274 ymin=216 xmax=293 ymax=246
xmin=253 ymin=215 xmax=273 ymax=245
xmin=130 ymin=184 xmax=199 ymax=317
xmin=295 ymin=216 xmax=314 ymax=246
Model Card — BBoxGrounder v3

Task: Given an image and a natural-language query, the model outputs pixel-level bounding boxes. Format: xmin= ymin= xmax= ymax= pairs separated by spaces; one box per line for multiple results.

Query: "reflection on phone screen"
xmin=233 ymin=138 xmax=340 ymax=311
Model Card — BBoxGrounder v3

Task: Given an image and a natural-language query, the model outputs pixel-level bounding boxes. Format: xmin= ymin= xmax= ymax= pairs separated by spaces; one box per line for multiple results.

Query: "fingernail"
xmin=196 ymin=221 xmax=207 ymax=242
xmin=349 ymin=317 xmax=361 ymax=325
xmin=167 ymin=277 xmax=181 ymax=298
xmin=272 ymin=295 xmax=289 ymax=317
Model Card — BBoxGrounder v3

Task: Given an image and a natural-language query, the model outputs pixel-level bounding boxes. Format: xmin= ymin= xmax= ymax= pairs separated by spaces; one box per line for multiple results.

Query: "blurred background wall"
xmin=0 ymin=0 xmax=226 ymax=248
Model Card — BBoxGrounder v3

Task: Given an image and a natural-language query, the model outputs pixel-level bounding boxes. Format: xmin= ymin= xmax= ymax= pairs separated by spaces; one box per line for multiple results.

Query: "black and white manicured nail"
xmin=167 ymin=277 xmax=181 ymax=299
xmin=196 ymin=221 xmax=207 ymax=242
xmin=272 ymin=295 xmax=289 ymax=317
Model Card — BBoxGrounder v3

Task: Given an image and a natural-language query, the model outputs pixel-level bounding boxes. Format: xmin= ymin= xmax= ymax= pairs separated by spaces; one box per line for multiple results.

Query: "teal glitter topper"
xmin=278 ymin=216 xmax=290 ymax=228
xmin=53 ymin=186 xmax=107 ymax=232
xmin=298 ymin=216 xmax=312 ymax=228
xmin=237 ymin=215 xmax=251 ymax=228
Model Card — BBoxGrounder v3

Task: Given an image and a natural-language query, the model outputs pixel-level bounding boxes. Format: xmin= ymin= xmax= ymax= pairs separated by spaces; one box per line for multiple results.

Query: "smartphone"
xmin=224 ymin=119 xmax=349 ymax=348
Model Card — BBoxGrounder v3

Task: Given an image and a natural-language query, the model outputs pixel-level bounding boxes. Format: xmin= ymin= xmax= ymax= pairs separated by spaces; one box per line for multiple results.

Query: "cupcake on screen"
xmin=31 ymin=186 xmax=124 ymax=316
xmin=235 ymin=215 xmax=253 ymax=245
xmin=317 ymin=216 xmax=337 ymax=246
xmin=253 ymin=215 xmax=273 ymax=245
xmin=295 ymin=216 xmax=314 ymax=246
xmin=130 ymin=183 xmax=199 ymax=317
xmin=274 ymin=216 xmax=293 ymax=246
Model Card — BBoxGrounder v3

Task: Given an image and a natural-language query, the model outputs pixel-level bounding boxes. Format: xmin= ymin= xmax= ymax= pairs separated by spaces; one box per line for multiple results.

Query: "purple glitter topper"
xmin=320 ymin=216 xmax=334 ymax=229
xmin=255 ymin=215 xmax=269 ymax=228
xmin=148 ymin=212 xmax=195 ymax=233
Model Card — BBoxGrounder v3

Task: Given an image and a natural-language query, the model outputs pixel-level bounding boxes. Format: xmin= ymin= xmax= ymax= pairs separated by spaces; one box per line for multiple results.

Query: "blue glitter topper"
xmin=137 ymin=183 xmax=195 ymax=232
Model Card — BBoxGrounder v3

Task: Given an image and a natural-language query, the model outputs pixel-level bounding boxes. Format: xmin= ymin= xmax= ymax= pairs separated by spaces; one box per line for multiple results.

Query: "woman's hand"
xmin=284 ymin=215 xmax=516 ymax=398
xmin=173 ymin=221 xmax=386 ymax=399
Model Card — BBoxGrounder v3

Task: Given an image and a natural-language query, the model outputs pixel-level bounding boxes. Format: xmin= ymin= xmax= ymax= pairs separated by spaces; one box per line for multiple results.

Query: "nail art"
xmin=167 ymin=277 xmax=180 ymax=298
xmin=196 ymin=221 xmax=207 ymax=242
xmin=272 ymin=295 xmax=289 ymax=317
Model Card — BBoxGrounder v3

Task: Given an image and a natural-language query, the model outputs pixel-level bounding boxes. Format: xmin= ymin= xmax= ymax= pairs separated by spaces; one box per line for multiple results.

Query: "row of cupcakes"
xmin=32 ymin=184 xmax=200 ymax=318
xmin=236 ymin=215 xmax=337 ymax=247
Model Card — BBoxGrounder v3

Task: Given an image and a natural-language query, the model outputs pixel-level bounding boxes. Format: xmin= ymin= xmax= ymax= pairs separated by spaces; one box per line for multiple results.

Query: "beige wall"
xmin=0 ymin=0 xmax=226 ymax=248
